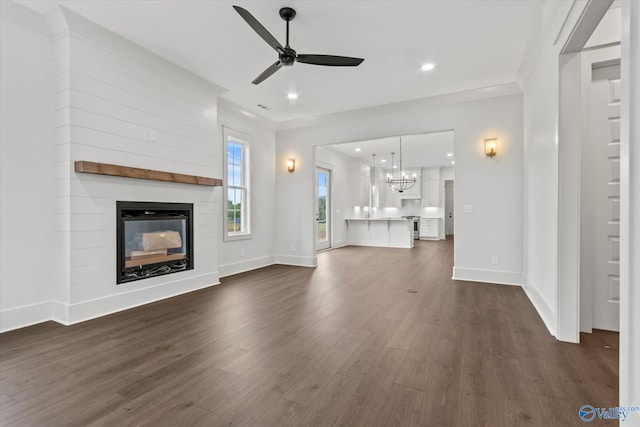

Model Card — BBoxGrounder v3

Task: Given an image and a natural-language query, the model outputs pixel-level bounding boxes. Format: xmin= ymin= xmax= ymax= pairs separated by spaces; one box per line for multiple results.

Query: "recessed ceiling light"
xmin=354 ymin=148 xmax=361 ymax=152
xmin=446 ymin=153 xmax=453 ymax=157
xmin=421 ymin=63 xmax=435 ymax=71
xmin=393 ymin=165 xmax=398 ymax=169
xmin=381 ymin=159 xmax=386 ymax=163
xmin=451 ymin=161 xmax=455 ymax=165
xmin=287 ymin=92 xmax=298 ymax=100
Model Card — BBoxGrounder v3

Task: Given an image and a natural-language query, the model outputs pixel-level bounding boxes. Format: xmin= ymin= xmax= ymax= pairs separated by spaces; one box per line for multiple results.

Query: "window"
xmin=224 ymin=130 xmax=250 ymax=240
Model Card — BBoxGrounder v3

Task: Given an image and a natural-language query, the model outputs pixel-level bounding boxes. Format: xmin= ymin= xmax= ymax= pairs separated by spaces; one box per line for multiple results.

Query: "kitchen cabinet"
xmin=421 ymin=167 xmax=440 ymax=207
xmin=373 ymin=168 xmax=385 ymax=208
xmin=369 ymin=167 xmax=385 ymax=208
xmin=346 ymin=218 xmax=414 ymax=248
xmin=382 ymin=172 xmax=400 ymax=207
xmin=351 ymin=162 xmax=370 ymax=207
xmin=419 ymin=218 xmax=440 ymax=239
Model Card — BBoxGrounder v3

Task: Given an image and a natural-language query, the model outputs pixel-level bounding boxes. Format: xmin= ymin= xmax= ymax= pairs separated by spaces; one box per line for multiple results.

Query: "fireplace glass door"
xmin=117 ymin=201 xmax=193 ymax=283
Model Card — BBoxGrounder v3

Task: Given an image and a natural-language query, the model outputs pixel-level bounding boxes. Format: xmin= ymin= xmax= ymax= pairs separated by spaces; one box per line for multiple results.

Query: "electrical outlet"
xmin=149 ymin=130 xmax=158 ymax=141
xmin=492 ymin=256 xmax=500 ymax=265
xmin=290 ymin=244 xmax=296 ymax=252
xmin=240 ymin=249 xmax=245 ymax=257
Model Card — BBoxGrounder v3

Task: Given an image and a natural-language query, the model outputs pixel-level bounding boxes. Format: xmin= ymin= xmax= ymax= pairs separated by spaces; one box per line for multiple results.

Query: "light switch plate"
xmin=464 ymin=204 xmax=474 ymax=213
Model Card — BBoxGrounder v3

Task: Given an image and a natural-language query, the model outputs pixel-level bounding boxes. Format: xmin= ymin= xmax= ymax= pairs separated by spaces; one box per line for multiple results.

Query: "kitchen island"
xmin=345 ymin=218 xmax=414 ymax=248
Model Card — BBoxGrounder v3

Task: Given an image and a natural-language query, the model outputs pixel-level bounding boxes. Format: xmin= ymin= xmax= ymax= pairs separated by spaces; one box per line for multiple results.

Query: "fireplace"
xmin=117 ymin=201 xmax=194 ymax=284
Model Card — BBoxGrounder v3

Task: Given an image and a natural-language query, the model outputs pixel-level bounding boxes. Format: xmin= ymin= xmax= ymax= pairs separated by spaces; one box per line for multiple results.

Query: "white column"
xmin=619 ymin=0 xmax=640 ymax=421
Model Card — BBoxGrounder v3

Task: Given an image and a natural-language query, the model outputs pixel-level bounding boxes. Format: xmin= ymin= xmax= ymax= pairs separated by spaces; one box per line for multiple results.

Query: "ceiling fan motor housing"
xmin=280 ymin=47 xmax=297 ymax=66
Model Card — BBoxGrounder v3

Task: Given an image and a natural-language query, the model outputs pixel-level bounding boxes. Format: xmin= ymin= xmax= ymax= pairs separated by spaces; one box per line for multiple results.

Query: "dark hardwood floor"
xmin=0 ymin=239 xmax=618 ymax=426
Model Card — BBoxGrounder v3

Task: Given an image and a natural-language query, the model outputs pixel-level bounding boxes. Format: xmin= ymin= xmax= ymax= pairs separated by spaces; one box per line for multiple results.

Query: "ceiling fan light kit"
xmin=233 ymin=5 xmax=364 ymax=85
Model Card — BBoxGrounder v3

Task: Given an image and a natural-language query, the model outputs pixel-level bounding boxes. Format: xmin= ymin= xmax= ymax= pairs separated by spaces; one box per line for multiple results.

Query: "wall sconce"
xmin=485 ymin=138 xmax=497 ymax=157
xmin=287 ymin=158 xmax=296 ymax=173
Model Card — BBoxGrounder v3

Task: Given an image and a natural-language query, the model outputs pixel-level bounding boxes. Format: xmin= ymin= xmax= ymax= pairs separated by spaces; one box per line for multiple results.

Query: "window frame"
xmin=223 ymin=128 xmax=251 ymax=241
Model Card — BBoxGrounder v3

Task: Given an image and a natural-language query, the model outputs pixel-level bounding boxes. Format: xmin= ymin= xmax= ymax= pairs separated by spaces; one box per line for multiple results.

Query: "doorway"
xmin=556 ymin=1 xmax=621 ymax=343
xmin=580 ymin=58 xmax=621 ymax=333
xmin=316 ymin=167 xmax=331 ymax=251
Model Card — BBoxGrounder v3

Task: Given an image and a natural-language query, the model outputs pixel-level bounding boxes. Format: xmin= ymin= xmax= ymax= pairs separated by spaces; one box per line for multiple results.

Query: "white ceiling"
xmin=17 ymin=0 xmax=542 ymax=124
xmin=325 ymin=131 xmax=454 ymax=169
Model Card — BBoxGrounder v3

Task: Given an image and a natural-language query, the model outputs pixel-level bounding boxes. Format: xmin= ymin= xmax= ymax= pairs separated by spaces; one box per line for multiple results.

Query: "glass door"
xmin=316 ymin=167 xmax=331 ymax=251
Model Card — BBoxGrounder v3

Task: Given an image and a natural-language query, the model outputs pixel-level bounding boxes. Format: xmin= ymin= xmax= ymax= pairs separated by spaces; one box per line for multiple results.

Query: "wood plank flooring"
xmin=0 ymin=239 xmax=618 ymax=426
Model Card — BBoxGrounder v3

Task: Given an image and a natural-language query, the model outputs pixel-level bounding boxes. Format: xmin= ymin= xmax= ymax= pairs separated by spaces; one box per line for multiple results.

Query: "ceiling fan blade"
xmin=296 ymin=54 xmax=364 ymax=67
xmin=233 ymin=6 xmax=284 ymax=53
xmin=252 ymin=61 xmax=283 ymax=85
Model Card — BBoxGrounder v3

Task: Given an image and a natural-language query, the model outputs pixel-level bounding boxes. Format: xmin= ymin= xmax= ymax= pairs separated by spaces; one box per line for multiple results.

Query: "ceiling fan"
xmin=233 ymin=5 xmax=364 ymax=85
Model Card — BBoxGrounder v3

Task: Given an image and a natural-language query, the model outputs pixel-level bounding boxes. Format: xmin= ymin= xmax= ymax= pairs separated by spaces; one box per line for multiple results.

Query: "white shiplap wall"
xmin=50 ymin=7 xmax=225 ymax=324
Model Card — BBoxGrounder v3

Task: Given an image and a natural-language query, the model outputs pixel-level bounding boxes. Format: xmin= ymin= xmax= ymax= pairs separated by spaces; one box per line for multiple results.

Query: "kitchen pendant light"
xmin=385 ymin=137 xmax=416 ymax=193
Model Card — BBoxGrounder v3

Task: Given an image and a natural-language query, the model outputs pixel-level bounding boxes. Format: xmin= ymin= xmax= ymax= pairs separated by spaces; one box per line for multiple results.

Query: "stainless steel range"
xmin=402 ymin=216 xmax=420 ymax=239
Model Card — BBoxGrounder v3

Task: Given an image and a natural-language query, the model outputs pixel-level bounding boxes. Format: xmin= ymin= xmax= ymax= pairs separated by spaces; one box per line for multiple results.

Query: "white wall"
xmin=217 ymin=100 xmax=277 ymax=277
xmin=275 ymin=87 xmax=524 ymax=285
xmin=315 ymin=146 xmax=352 ymax=248
xmin=0 ymin=2 xmax=55 ymax=331
xmin=450 ymin=96 xmax=524 ymax=285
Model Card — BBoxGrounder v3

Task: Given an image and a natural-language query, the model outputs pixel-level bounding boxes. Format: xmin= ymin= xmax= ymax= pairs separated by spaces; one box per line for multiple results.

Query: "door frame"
xmin=556 ymin=0 xmax=616 ymax=343
xmin=579 ymin=50 xmax=621 ymax=334
xmin=315 ymin=166 xmax=332 ymax=251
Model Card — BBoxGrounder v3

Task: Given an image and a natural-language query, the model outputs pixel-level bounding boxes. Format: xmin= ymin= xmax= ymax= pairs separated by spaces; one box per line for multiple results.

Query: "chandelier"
xmin=386 ymin=137 xmax=416 ymax=193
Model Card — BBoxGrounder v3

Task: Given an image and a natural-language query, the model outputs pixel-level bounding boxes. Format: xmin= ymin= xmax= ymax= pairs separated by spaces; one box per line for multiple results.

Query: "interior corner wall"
xmin=0 ymin=2 xmax=55 ymax=332
xmin=275 ymin=91 xmax=524 ymax=285
xmin=216 ymin=101 xmax=277 ymax=277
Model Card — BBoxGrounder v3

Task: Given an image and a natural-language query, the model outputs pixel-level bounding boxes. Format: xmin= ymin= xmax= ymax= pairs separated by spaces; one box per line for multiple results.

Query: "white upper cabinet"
xmin=421 ymin=167 xmax=440 ymax=207
xmin=382 ymin=177 xmax=400 ymax=207
xmin=373 ymin=167 xmax=385 ymax=208
xmin=351 ymin=161 xmax=370 ymax=207
xmin=422 ymin=167 xmax=440 ymax=181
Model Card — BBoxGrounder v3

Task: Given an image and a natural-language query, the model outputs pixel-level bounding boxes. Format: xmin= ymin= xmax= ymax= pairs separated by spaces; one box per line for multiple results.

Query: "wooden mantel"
xmin=74 ymin=161 xmax=222 ymax=187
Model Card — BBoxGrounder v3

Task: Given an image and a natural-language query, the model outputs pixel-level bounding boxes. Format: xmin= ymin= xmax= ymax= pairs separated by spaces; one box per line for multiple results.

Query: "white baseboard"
xmin=275 ymin=254 xmax=317 ymax=267
xmin=218 ymin=255 xmax=276 ymax=278
xmin=62 ymin=272 xmax=220 ymax=326
xmin=521 ymin=275 xmax=557 ymax=337
xmin=52 ymin=300 xmax=69 ymax=325
xmin=332 ymin=239 xmax=349 ymax=249
xmin=452 ymin=267 xmax=523 ymax=286
xmin=0 ymin=301 xmax=53 ymax=333
xmin=348 ymin=243 xmax=414 ymax=248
